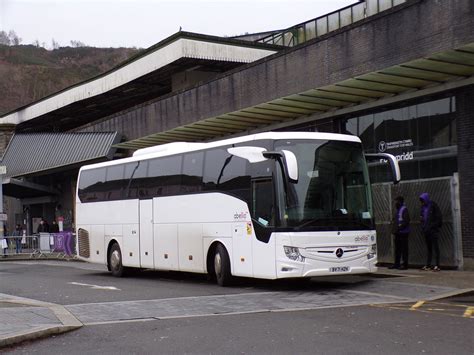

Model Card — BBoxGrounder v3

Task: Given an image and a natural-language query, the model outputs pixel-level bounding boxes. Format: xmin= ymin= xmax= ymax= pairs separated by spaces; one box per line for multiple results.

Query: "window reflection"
xmin=344 ymin=96 xmax=457 ymax=182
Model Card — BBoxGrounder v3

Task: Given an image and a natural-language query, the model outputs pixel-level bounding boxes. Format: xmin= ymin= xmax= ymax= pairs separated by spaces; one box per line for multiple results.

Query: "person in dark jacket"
xmin=12 ymin=224 xmax=23 ymax=254
xmin=389 ymin=196 xmax=410 ymax=270
xmin=50 ymin=220 xmax=60 ymax=233
xmin=37 ymin=218 xmax=50 ymax=233
xmin=419 ymin=192 xmax=443 ymax=271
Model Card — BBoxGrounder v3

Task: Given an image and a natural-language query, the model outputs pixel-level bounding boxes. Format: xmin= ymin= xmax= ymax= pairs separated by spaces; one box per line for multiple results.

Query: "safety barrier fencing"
xmin=1 ymin=232 xmax=76 ymax=259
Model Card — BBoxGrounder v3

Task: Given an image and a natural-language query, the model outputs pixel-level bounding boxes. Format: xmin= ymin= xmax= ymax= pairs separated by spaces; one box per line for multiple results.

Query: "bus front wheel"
xmin=214 ymin=244 xmax=232 ymax=286
xmin=109 ymin=243 xmax=125 ymax=277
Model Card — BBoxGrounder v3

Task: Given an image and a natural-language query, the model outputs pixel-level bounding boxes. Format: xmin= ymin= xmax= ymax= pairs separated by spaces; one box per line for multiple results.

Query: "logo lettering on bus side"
xmin=355 ymin=236 xmax=369 ymax=242
xmin=234 ymin=212 xmax=248 ymax=221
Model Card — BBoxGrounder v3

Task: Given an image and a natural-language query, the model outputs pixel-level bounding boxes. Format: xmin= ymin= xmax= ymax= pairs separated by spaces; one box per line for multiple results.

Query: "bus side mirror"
xmin=227 ymin=146 xmax=267 ymax=163
xmin=281 ymin=150 xmax=298 ymax=183
xmin=365 ymin=153 xmax=401 ymax=184
xmin=227 ymin=146 xmax=299 ymax=183
xmin=263 ymin=150 xmax=299 ymax=183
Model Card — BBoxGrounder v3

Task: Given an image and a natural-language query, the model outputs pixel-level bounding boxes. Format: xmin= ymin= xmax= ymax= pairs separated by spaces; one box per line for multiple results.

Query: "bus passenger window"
xmin=182 ymin=152 xmax=204 ymax=193
xmin=252 ymin=178 xmax=274 ymax=227
xmin=78 ymin=167 xmax=106 ymax=202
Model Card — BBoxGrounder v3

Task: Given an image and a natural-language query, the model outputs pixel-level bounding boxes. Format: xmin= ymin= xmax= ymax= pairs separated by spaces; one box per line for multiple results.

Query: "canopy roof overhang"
xmin=1 ymin=177 xmax=60 ymax=199
xmin=114 ymin=43 xmax=474 ymax=150
xmin=0 ymin=32 xmax=280 ymax=132
xmin=0 ymin=132 xmax=120 ymax=198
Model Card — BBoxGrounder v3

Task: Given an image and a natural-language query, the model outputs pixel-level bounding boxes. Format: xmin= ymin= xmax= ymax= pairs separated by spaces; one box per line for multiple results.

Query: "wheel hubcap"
xmin=110 ymin=250 xmax=121 ymax=270
xmin=214 ymin=252 xmax=222 ymax=278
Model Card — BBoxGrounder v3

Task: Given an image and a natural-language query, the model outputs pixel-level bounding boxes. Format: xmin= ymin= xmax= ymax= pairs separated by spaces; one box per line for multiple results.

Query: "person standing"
xmin=419 ymin=192 xmax=443 ymax=271
xmin=50 ymin=220 xmax=60 ymax=233
xmin=1 ymin=225 xmax=7 ymax=256
xmin=389 ymin=196 xmax=410 ymax=270
xmin=12 ymin=224 xmax=22 ymax=254
xmin=37 ymin=218 xmax=50 ymax=233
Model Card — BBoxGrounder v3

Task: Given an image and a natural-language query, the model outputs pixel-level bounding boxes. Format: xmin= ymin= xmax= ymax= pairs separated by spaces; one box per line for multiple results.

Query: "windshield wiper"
xmin=295 ymin=217 xmax=372 ymax=230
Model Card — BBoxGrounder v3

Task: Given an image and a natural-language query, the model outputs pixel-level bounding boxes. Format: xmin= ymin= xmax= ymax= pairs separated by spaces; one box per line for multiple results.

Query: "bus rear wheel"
xmin=109 ymin=243 xmax=125 ymax=277
xmin=214 ymin=244 xmax=232 ymax=286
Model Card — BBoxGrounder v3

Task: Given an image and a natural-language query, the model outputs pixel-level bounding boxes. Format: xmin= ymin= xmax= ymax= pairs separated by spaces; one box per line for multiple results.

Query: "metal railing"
xmin=258 ymin=0 xmax=407 ymax=47
xmin=1 ymin=232 xmax=76 ymax=259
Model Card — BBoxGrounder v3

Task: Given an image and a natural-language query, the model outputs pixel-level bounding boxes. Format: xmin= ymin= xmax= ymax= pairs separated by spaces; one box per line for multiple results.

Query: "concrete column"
xmin=456 ymin=89 xmax=474 ymax=270
xmin=0 ymin=124 xmax=15 ymax=237
xmin=0 ymin=124 xmax=16 ymax=156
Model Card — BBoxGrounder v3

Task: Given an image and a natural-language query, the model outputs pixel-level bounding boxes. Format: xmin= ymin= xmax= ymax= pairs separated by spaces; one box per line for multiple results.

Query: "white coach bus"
xmin=76 ymin=132 xmax=400 ymax=286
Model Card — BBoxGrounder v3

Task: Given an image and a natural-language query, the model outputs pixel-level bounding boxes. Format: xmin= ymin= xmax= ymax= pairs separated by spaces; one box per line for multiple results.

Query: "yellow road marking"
xmin=410 ymin=300 xmax=425 ymax=310
xmin=463 ymin=307 xmax=473 ymax=318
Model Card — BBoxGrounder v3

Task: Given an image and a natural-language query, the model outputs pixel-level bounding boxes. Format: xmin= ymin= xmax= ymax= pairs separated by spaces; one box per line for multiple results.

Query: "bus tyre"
xmin=109 ymin=243 xmax=125 ymax=277
xmin=214 ymin=244 xmax=232 ymax=286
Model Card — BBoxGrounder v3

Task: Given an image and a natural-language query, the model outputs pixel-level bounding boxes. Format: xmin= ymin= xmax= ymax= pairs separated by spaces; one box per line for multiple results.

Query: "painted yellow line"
xmin=410 ymin=300 xmax=425 ymax=310
xmin=463 ymin=307 xmax=473 ymax=318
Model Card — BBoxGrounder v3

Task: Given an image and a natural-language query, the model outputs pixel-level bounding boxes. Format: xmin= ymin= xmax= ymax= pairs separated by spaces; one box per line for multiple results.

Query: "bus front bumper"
xmin=276 ymin=256 xmax=378 ymax=278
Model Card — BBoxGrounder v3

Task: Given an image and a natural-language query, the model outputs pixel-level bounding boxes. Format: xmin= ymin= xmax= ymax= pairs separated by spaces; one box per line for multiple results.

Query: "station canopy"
xmin=113 ymin=43 xmax=474 ymax=150
xmin=0 ymin=132 xmax=120 ymax=197
xmin=3 ymin=32 xmax=474 ymax=152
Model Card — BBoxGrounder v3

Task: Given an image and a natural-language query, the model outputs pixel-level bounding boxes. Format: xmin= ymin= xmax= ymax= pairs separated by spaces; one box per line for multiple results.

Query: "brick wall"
xmin=78 ymin=0 xmax=474 ymax=141
xmin=456 ymin=87 xmax=474 ymax=259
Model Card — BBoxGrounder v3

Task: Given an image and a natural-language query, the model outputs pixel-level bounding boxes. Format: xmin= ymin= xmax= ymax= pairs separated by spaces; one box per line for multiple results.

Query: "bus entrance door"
xmin=139 ymin=199 xmax=154 ymax=268
xmin=232 ymin=223 xmax=253 ymax=277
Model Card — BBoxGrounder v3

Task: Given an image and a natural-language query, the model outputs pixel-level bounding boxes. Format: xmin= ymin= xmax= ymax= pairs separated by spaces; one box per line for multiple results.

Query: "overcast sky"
xmin=1 ymin=0 xmax=356 ymax=48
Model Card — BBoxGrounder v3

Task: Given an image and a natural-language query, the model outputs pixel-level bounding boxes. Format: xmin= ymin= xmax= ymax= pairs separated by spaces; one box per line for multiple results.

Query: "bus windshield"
xmin=274 ymin=139 xmax=373 ymax=231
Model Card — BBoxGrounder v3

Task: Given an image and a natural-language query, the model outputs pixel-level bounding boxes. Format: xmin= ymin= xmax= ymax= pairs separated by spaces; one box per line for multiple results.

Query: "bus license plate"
xmin=330 ymin=266 xmax=349 ymax=272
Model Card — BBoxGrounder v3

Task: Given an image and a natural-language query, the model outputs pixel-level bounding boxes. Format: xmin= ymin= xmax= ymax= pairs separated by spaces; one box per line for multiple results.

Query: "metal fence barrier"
xmin=373 ymin=175 xmax=462 ymax=268
xmin=1 ymin=232 xmax=76 ymax=259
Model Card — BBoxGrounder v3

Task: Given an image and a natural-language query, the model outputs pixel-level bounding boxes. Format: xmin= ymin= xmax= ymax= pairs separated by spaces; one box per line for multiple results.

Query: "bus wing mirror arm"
xmin=365 ymin=153 xmax=401 ymax=184
xmin=263 ymin=150 xmax=298 ymax=183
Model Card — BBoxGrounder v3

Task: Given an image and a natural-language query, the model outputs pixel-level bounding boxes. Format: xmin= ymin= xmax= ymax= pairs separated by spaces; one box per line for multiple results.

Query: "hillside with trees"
xmin=0 ymin=43 xmax=141 ymax=116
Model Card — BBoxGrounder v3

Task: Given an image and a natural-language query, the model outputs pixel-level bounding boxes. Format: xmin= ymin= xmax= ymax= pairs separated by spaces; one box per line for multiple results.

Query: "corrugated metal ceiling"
xmin=1 ymin=132 xmax=120 ymax=178
xmin=114 ymin=43 xmax=474 ymax=150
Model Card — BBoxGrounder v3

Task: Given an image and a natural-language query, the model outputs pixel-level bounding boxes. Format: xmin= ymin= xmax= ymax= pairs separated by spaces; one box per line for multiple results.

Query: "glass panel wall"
xmin=344 ymin=97 xmax=457 ymax=182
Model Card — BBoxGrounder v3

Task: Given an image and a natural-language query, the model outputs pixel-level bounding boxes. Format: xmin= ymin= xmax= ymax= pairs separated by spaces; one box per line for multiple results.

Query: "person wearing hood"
xmin=419 ymin=192 xmax=443 ymax=271
xmin=389 ymin=196 xmax=410 ymax=270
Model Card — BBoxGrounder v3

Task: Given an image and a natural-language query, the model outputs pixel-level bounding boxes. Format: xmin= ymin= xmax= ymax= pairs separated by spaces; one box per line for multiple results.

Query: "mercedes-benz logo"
xmin=335 ymin=248 xmax=344 ymax=258
xmin=378 ymin=141 xmax=387 ymax=152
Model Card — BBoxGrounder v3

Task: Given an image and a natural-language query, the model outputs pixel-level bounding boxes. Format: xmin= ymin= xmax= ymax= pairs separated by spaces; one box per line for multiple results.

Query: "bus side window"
xmin=147 ymin=156 xmax=182 ymax=198
xmin=78 ymin=167 xmax=106 ymax=202
xmin=203 ymin=148 xmax=228 ymax=191
xmin=105 ymin=164 xmax=125 ymax=201
xmin=127 ymin=161 xmax=148 ymax=199
xmin=182 ymin=152 xmax=204 ymax=193
xmin=204 ymin=146 xmax=251 ymax=203
xmin=252 ymin=178 xmax=274 ymax=227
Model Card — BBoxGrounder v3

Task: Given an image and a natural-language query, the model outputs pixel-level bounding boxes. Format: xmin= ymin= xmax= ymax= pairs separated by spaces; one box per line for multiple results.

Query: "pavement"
xmin=0 ymin=293 xmax=82 ymax=348
xmin=0 ymin=263 xmax=473 ymax=349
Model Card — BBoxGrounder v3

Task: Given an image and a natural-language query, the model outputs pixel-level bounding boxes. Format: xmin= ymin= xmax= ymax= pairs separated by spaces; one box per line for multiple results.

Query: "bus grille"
xmin=78 ymin=228 xmax=90 ymax=258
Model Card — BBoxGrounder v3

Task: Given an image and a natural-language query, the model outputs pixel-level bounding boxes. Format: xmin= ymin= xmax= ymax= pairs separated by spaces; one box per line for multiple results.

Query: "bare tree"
xmin=70 ymin=40 xmax=86 ymax=47
xmin=8 ymin=30 xmax=21 ymax=45
xmin=51 ymin=38 xmax=60 ymax=49
xmin=0 ymin=30 xmax=22 ymax=45
xmin=32 ymin=39 xmax=41 ymax=47
xmin=0 ymin=30 xmax=10 ymax=45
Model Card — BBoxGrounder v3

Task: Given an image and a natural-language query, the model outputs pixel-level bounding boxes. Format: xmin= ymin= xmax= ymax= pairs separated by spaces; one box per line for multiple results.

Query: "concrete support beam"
xmin=0 ymin=124 xmax=15 ymax=156
xmin=456 ymin=88 xmax=474 ymax=264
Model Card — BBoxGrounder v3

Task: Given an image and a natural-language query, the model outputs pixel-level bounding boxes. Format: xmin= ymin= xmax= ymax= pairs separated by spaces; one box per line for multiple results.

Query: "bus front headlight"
xmin=368 ymin=244 xmax=377 ymax=259
xmin=284 ymin=246 xmax=305 ymax=262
